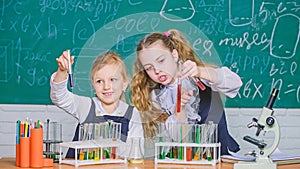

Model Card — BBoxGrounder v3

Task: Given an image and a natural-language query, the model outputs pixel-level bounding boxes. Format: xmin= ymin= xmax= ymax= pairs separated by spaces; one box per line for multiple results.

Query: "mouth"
xmin=103 ymin=92 xmax=113 ymax=96
xmin=158 ymin=75 xmax=167 ymax=82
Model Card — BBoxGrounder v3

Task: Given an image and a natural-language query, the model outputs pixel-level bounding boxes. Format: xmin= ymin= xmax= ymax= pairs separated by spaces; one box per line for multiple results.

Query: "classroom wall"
xmin=0 ymin=104 xmax=299 ymax=158
xmin=1 ymin=0 xmax=299 ymax=160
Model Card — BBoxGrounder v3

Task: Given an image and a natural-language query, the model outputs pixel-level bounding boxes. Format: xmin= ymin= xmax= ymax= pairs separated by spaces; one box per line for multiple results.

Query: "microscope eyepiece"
xmin=265 ymin=88 xmax=279 ymax=109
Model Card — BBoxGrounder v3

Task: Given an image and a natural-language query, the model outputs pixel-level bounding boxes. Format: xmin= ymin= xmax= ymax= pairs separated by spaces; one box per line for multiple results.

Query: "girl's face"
xmin=138 ymin=42 xmax=179 ymax=85
xmin=92 ymin=63 xmax=127 ymax=107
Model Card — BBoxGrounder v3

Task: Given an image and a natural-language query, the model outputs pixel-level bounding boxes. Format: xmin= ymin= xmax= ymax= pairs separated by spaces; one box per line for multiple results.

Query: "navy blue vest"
xmin=66 ymin=99 xmax=134 ymax=158
xmin=197 ymin=84 xmax=240 ymax=155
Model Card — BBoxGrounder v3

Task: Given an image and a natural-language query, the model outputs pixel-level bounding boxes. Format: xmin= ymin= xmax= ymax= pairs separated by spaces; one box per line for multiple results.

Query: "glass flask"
xmin=128 ymin=137 xmax=144 ymax=164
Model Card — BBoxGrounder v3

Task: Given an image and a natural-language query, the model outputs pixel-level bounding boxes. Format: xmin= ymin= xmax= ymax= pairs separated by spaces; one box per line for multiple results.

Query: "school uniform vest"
xmin=198 ymin=84 xmax=240 ymax=155
xmin=65 ymin=99 xmax=134 ymax=158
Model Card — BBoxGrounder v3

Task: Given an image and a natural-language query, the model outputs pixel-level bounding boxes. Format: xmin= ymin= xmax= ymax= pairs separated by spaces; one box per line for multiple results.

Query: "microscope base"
xmin=234 ymin=157 xmax=277 ymax=169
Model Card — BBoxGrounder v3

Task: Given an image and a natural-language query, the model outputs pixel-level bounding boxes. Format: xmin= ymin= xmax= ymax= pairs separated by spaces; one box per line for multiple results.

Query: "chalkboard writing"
xmin=0 ymin=0 xmax=299 ymax=108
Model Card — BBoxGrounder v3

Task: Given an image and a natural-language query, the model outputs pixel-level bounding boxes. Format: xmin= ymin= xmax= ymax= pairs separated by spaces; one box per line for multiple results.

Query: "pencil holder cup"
xmin=30 ymin=128 xmax=43 ymax=167
xmin=20 ymin=137 xmax=30 ymax=168
xmin=15 ymin=143 xmax=20 ymax=166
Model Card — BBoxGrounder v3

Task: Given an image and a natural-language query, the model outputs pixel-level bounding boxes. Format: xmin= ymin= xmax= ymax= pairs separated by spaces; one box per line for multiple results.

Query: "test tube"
xmin=206 ymin=122 xmax=213 ymax=161
xmin=190 ymin=77 xmax=206 ymax=91
xmin=93 ymin=123 xmax=100 ymax=161
xmin=185 ymin=124 xmax=193 ymax=161
xmin=193 ymin=124 xmax=201 ymax=160
xmin=82 ymin=123 xmax=89 ymax=141
xmin=158 ymin=123 xmax=166 ymax=159
xmin=78 ymin=124 xmax=84 ymax=141
xmin=87 ymin=123 xmax=94 ymax=140
xmin=94 ymin=123 xmax=100 ymax=140
xmin=167 ymin=123 xmax=178 ymax=159
xmin=80 ymin=123 xmax=89 ymax=160
xmin=178 ymin=124 xmax=183 ymax=160
xmin=88 ymin=123 xmax=94 ymax=159
xmin=78 ymin=124 xmax=84 ymax=160
xmin=99 ymin=122 xmax=110 ymax=159
xmin=201 ymin=122 xmax=217 ymax=161
xmin=109 ymin=122 xmax=121 ymax=159
xmin=176 ymin=61 xmax=182 ymax=113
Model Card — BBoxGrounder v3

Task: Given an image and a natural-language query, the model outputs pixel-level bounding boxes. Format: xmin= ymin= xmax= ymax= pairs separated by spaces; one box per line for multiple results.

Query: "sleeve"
xmin=127 ymin=108 xmax=144 ymax=138
xmin=50 ymin=72 xmax=91 ymax=123
xmin=208 ymin=67 xmax=243 ymax=98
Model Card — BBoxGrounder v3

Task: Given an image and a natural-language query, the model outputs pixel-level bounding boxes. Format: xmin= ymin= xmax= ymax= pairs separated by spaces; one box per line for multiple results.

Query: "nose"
xmin=152 ymin=64 xmax=162 ymax=74
xmin=103 ymin=80 xmax=111 ymax=90
xmin=154 ymin=66 xmax=161 ymax=74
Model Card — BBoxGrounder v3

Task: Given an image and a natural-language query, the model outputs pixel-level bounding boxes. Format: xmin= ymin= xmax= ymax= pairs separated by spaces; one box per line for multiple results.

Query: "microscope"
xmin=234 ymin=88 xmax=280 ymax=169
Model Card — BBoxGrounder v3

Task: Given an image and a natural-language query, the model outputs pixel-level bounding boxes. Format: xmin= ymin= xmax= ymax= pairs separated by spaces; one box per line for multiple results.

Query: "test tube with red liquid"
xmin=176 ymin=61 xmax=182 ymax=113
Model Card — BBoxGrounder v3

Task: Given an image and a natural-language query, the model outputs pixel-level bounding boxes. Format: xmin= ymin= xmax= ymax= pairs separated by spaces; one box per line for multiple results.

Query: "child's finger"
xmin=180 ymin=89 xmax=193 ymax=105
xmin=181 ymin=60 xmax=197 ymax=79
xmin=71 ymin=56 xmax=75 ymax=64
xmin=56 ymin=57 xmax=67 ymax=71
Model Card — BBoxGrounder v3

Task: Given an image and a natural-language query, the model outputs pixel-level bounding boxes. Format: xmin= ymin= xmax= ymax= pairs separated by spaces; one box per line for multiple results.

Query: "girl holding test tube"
xmin=50 ymin=51 xmax=144 ymax=158
xmin=131 ymin=29 xmax=242 ymax=156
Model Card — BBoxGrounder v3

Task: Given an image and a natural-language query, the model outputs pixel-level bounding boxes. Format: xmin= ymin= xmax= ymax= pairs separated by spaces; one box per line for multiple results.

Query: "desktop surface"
xmin=1 ymin=158 xmax=300 ymax=169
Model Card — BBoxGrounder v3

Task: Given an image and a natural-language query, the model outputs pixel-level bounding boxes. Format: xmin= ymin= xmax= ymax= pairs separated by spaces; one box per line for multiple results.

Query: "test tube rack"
xmin=155 ymin=122 xmax=220 ymax=165
xmin=59 ymin=139 xmax=127 ymax=167
xmin=154 ymin=142 xmax=221 ymax=165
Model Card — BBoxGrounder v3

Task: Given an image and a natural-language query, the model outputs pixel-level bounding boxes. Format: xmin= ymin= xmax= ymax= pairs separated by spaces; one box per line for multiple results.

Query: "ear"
xmin=172 ymin=49 xmax=179 ymax=62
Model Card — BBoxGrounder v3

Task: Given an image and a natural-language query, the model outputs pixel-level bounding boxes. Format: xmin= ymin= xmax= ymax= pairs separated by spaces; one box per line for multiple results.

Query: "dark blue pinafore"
xmin=65 ymin=99 xmax=134 ymax=158
xmin=197 ymin=84 xmax=240 ymax=155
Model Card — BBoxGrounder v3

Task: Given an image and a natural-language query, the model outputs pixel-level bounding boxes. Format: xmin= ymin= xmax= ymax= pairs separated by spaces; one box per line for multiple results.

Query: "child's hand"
xmin=175 ymin=88 xmax=192 ymax=122
xmin=56 ymin=50 xmax=74 ymax=72
xmin=181 ymin=60 xmax=199 ymax=79
xmin=180 ymin=89 xmax=193 ymax=106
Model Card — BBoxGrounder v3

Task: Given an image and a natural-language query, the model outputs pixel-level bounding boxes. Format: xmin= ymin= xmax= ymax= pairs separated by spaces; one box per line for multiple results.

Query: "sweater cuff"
xmin=50 ymin=72 xmax=68 ymax=91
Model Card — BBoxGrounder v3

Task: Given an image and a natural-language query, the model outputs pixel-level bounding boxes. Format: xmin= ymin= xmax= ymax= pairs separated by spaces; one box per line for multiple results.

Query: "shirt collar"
xmin=93 ymin=98 xmax=127 ymax=116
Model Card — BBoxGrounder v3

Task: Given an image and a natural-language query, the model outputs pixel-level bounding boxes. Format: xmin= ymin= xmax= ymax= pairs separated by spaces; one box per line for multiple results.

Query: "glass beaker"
xmin=128 ymin=137 xmax=144 ymax=164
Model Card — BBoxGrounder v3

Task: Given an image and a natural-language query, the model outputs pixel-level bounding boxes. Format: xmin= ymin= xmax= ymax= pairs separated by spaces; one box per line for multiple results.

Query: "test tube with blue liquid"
xmin=66 ymin=49 xmax=74 ymax=88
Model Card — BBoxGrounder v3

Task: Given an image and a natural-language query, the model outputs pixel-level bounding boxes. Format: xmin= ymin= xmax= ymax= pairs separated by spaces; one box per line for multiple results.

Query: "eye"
xmin=111 ymin=77 xmax=118 ymax=82
xmin=158 ymin=58 xmax=165 ymax=64
xmin=144 ymin=65 xmax=154 ymax=72
xmin=95 ymin=79 xmax=103 ymax=85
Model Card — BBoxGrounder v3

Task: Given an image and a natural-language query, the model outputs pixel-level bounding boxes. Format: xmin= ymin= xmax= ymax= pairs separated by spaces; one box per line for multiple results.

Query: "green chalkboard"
xmin=0 ymin=0 xmax=299 ymax=108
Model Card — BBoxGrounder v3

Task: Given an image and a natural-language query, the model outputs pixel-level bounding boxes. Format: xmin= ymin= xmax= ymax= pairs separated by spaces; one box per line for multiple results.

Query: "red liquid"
xmin=196 ymin=79 xmax=206 ymax=91
xmin=186 ymin=148 xmax=192 ymax=161
xmin=111 ymin=147 xmax=116 ymax=159
xmin=177 ymin=84 xmax=181 ymax=112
